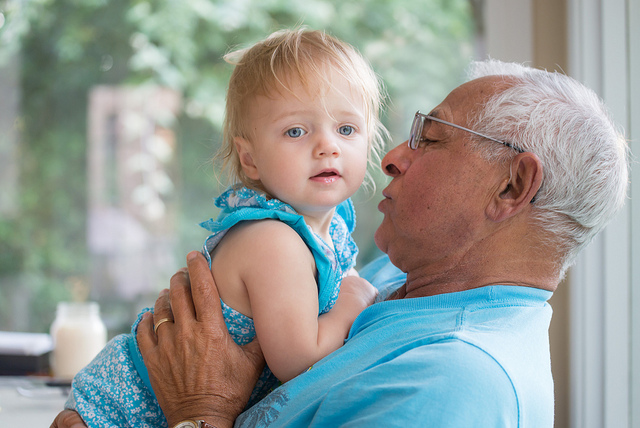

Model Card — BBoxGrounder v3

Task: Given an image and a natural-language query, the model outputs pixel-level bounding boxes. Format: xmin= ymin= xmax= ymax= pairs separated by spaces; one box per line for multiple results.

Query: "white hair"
xmin=467 ymin=59 xmax=629 ymax=277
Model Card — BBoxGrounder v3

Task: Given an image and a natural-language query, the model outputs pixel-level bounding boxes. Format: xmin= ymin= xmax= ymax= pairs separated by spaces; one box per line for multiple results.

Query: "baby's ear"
xmin=234 ymin=137 xmax=260 ymax=180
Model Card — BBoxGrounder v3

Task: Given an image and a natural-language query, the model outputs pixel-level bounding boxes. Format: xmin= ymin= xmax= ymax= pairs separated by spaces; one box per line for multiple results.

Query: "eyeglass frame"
xmin=408 ymin=111 xmax=539 ymax=202
xmin=408 ymin=111 xmax=525 ymax=153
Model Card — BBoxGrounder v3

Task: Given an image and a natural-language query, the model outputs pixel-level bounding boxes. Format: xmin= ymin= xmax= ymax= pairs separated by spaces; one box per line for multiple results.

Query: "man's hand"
xmin=50 ymin=410 xmax=87 ymax=428
xmin=137 ymin=251 xmax=265 ymax=428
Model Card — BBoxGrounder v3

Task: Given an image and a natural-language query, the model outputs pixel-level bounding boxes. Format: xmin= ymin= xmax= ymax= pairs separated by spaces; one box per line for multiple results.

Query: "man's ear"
xmin=486 ymin=152 xmax=543 ymax=222
xmin=234 ymin=137 xmax=260 ymax=181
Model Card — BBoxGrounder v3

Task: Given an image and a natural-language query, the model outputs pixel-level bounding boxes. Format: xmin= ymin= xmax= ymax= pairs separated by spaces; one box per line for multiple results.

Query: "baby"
xmin=66 ymin=28 xmax=387 ymax=427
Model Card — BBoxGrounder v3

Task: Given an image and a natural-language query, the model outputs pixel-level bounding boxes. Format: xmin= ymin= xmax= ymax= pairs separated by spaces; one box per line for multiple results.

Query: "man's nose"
xmin=381 ymin=141 xmax=413 ymax=176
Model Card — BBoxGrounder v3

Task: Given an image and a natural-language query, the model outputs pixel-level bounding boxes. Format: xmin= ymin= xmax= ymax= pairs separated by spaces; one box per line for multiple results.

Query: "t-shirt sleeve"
xmin=307 ymin=340 xmax=519 ymax=427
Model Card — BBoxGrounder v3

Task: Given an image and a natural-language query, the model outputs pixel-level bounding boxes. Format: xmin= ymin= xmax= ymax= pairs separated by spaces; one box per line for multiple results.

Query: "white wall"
xmin=568 ymin=0 xmax=638 ymax=427
xmin=483 ymin=0 xmax=534 ymax=63
xmin=482 ymin=0 xmax=639 ymax=427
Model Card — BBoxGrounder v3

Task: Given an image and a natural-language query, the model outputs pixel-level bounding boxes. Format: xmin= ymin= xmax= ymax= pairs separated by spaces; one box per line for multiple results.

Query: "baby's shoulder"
xmin=211 ymin=219 xmax=315 ymax=315
xmin=218 ymin=219 xmax=311 ymax=262
xmin=233 ymin=218 xmax=304 ymax=243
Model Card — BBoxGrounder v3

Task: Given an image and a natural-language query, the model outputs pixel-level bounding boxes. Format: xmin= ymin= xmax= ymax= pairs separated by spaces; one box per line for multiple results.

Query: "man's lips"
xmin=378 ymin=188 xmax=392 ymax=212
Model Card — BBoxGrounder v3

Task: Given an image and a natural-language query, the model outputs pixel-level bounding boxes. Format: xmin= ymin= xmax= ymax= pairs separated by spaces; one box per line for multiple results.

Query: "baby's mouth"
xmin=311 ymin=170 xmax=340 ymax=183
xmin=315 ymin=171 xmax=337 ymax=178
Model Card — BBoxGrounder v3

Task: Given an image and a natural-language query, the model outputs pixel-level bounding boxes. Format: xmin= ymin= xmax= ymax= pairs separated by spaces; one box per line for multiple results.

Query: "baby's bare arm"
xmin=225 ymin=220 xmax=375 ymax=382
xmin=314 ymin=274 xmax=377 ymax=353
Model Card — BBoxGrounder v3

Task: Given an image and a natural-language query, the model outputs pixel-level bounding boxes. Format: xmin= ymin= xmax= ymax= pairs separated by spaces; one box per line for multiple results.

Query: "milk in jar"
xmin=50 ymin=302 xmax=107 ymax=379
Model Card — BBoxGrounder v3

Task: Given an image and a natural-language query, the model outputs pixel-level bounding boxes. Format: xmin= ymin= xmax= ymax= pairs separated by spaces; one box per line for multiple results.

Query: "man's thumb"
xmin=242 ymin=337 xmax=266 ymax=378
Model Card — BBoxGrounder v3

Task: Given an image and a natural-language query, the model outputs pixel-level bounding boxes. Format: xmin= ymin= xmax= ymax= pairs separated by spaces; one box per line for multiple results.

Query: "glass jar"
xmin=50 ymin=302 xmax=107 ymax=379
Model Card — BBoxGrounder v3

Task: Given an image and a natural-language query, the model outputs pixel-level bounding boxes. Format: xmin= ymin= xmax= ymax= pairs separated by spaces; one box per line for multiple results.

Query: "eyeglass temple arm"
xmin=422 ymin=113 xmax=524 ymax=153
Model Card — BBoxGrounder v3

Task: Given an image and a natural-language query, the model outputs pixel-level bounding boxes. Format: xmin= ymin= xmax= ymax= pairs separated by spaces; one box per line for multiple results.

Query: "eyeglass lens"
xmin=409 ymin=113 xmax=424 ymax=150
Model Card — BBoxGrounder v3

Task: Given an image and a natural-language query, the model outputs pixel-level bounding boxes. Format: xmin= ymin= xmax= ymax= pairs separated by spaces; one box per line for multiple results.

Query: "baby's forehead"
xmin=271 ymin=61 xmax=338 ymax=90
xmin=264 ymin=65 xmax=363 ymax=102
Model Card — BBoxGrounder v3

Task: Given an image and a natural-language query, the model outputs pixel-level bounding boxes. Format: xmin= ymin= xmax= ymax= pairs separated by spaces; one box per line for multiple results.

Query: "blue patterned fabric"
xmin=66 ymin=186 xmax=359 ymax=427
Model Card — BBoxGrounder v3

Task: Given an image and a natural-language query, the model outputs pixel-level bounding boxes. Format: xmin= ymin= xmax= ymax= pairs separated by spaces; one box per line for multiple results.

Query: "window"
xmin=0 ymin=0 xmax=476 ymax=336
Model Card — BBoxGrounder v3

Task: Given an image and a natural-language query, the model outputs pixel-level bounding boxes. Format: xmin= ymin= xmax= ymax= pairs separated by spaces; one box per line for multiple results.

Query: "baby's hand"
xmin=345 ymin=267 xmax=360 ymax=277
xmin=338 ymin=275 xmax=378 ymax=308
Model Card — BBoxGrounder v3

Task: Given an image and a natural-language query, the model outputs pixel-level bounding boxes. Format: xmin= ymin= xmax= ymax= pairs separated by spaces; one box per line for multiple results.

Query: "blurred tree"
xmin=0 ymin=0 xmax=474 ymax=334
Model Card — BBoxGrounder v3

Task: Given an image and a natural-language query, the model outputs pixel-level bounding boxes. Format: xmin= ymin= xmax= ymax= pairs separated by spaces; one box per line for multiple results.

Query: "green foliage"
xmin=0 ymin=0 xmax=475 ymax=334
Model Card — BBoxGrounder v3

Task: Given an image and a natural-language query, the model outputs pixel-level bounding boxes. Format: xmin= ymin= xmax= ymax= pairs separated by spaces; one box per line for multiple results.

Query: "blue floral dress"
xmin=65 ymin=186 xmax=359 ymax=427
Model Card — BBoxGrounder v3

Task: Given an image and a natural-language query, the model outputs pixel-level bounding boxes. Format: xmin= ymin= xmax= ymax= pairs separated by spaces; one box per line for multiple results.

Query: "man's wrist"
xmin=171 ymin=417 xmax=233 ymax=428
xmin=172 ymin=420 xmax=213 ymax=428
xmin=171 ymin=416 xmax=234 ymax=428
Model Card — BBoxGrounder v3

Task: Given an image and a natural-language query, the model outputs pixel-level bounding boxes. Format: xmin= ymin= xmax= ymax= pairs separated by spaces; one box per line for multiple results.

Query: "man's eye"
xmin=418 ymin=137 xmax=436 ymax=147
xmin=338 ymin=125 xmax=354 ymax=136
xmin=286 ymin=128 xmax=306 ymax=138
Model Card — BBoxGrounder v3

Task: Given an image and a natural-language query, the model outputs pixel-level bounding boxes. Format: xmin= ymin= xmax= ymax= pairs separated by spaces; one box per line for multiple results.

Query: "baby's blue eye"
xmin=286 ymin=128 xmax=306 ymax=138
xmin=338 ymin=125 xmax=354 ymax=136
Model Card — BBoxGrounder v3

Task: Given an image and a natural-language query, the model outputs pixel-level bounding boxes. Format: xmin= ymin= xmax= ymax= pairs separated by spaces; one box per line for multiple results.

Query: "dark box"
xmin=0 ymin=331 xmax=53 ymax=376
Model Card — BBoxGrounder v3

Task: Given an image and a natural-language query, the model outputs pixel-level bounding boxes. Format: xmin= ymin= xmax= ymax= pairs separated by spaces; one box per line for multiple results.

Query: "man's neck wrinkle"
xmin=403 ymin=270 xmax=470 ymax=299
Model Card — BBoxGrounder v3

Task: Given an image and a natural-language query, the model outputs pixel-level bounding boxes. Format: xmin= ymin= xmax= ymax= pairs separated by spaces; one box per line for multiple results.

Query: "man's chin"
xmin=373 ymin=228 xmax=386 ymax=253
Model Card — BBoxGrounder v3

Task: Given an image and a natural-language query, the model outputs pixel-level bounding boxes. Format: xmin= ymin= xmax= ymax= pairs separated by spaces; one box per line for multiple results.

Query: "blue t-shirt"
xmin=235 ymin=255 xmax=555 ymax=427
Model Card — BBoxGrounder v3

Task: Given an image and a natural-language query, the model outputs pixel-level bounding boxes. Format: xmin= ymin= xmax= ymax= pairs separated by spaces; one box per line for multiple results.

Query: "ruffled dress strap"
xmin=199 ymin=186 xmax=358 ymax=314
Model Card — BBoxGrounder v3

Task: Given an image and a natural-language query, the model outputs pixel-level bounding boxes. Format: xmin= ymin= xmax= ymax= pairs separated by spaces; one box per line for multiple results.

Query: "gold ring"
xmin=153 ymin=317 xmax=173 ymax=334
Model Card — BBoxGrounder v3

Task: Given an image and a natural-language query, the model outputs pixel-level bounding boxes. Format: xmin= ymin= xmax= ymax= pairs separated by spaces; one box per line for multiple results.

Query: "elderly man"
xmin=52 ymin=59 xmax=628 ymax=428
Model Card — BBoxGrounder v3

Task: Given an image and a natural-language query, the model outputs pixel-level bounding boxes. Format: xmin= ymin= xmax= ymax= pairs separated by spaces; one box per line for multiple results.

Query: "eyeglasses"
xmin=408 ymin=111 xmax=524 ymax=153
